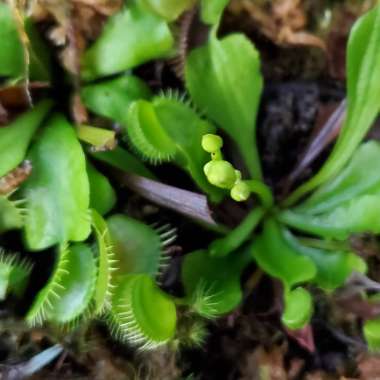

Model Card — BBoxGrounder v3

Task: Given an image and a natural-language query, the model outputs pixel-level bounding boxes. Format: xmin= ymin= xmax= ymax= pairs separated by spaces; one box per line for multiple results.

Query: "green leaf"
xmin=139 ymin=0 xmax=195 ymax=21
xmin=280 ymin=142 xmax=380 ymax=239
xmin=251 ymin=219 xmax=316 ymax=289
xmin=283 ymin=230 xmax=366 ymax=291
xmin=23 ymin=114 xmax=91 ymax=250
xmin=81 ymin=4 xmax=174 ymax=80
xmin=81 ymin=75 xmax=152 ymax=125
xmin=285 ymin=5 xmax=380 ymax=206
xmin=0 ymin=4 xmax=51 ymax=81
xmin=201 ymin=0 xmax=229 ymax=24
xmin=282 ymin=287 xmax=313 ymax=330
xmin=364 ymin=318 xmax=380 ymax=352
xmin=90 ymin=146 xmax=155 ymax=179
xmin=182 ymin=247 xmax=252 ymax=315
xmin=0 ymin=3 xmax=25 ymax=77
xmin=209 ymin=207 xmax=264 ymax=257
xmin=0 ymin=100 xmax=52 ymax=177
xmin=87 ymin=163 xmax=116 ymax=216
xmin=109 ymin=273 xmax=177 ymax=349
xmin=27 ymin=244 xmax=96 ymax=325
xmin=107 ymin=214 xmax=172 ymax=277
xmin=185 ymin=34 xmax=263 ymax=179
xmin=91 ymin=209 xmax=117 ymax=314
xmin=77 ymin=125 xmax=116 ymax=151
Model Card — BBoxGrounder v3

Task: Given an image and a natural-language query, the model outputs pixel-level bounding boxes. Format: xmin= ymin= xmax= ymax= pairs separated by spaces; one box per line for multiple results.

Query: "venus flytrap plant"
xmin=124 ymin=96 xmax=224 ymax=201
xmin=0 ymin=0 xmax=380 ymax=355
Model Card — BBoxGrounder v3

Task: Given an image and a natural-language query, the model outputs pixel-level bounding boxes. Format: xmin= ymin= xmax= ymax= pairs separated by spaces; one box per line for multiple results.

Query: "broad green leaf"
xmin=251 ymin=219 xmax=316 ymax=289
xmin=81 ymin=4 xmax=174 ymax=80
xmin=182 ymin=247 xmax=252 ymax=315
xmin=296 ymin=141 xmax=380 ymax=214
xmin=91 ymin=210 xmax=117 ymax=314
xmin=27 ymin=244 xmax=96 ymax=325
xmin=81 ymin=75 xmax=152 ymax=125
xmin=0 ymin=196 xmax=24 ymax=233
xmin=283 ymin=230 xmax=366 ymax=291
xmin=280 ymin=193 xmax=380 ymax=240
xmin=110 ymin=273 xmax=177 ymax=348
xmin=285 ymin=5 xmax=380 ymax=206
xmin=23 ymin=114 xmax=91 ymax=250
xmin=139 ymin=0 xmax=195 ymax=21
xmin=201 ymin=0 xmax=229 ymax=24
xmin=279 ymin=142 xmax=380 ymax=239
xmin=0 ymin=100 xmax=52 ymax=177
xmin=91 ymin=146 xmax=155 ymax=179
xmin=0 ymin=251 xmax=32 ymax=300
xmin=87 ymin=163 xmax=116 ymax=216
xmin=107 ymin=214 xmax=168 ymax=277
xmin=185 ymin=34 xmax=263 ymax=179
xmin=282 ymin=288 xmax=313 ymax=330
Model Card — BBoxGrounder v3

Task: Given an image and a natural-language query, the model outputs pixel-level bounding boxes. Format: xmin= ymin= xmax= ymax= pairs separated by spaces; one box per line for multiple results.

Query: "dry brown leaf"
xmin=229 ymin=0 xmax=326 ymax=50
xmin=29 ymin=0 xmax=121 ymax=75
xmin=239 ymin=345 xmax=288 ymax=380
xmin=0 ymin=161 xmax=32 ymax=195
xmin=357 ymin=354 xmax=380 ymax=380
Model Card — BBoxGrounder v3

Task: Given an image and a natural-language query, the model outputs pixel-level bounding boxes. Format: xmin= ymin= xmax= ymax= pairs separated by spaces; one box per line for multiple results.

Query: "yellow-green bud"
xmin=230 ymin=181 xmax=250 ymax=202
xmin=202 ymin=134 xmax=223 ymax=153
xmin=203 ymin=160 xmax=237 ymax=189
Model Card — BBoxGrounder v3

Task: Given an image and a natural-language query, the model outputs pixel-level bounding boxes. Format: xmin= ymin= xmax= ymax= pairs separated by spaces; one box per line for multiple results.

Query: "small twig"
xmin=113 ymin=170 xmax=226 ymax=232
xmin=283 ymin=100 xmax=346 ymax=195
xmin=0 ymin=344 xmax=63 ymax=380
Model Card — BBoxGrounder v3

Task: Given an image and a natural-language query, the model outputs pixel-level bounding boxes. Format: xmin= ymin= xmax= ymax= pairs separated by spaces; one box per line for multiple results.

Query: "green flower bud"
xmin=203 ymin=160 xmax=237 ymax=189
xmin=201 ymin=134 xmax=223 ymax=153
xmin=230 ymin=181 xmax=250 ymax=202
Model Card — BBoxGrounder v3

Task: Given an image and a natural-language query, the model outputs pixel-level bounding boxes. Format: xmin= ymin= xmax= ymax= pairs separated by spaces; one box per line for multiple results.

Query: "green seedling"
xmin=0 ymin=0 xmax=379 ymax=352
